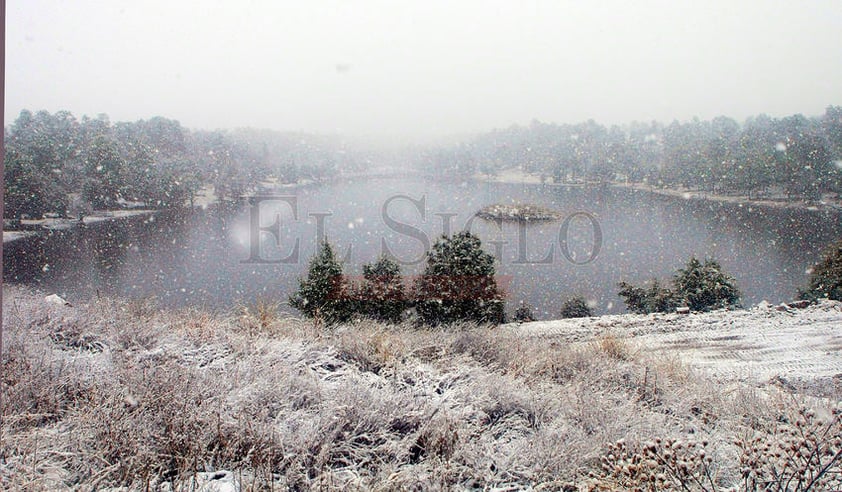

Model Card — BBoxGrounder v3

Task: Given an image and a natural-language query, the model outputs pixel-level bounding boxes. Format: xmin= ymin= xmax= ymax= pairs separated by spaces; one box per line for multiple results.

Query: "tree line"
xmin=418 ymin=106 xmax=842 ymax=201
xmin=289 ymin=231 xmax=737 ymax=325
xmin=290 ymin=232 xmax=506 ymax=326
xmin=290 ymin=232 xmax=842 ymax=324
xmin=3 ymin=109 xmax=359 ymax=221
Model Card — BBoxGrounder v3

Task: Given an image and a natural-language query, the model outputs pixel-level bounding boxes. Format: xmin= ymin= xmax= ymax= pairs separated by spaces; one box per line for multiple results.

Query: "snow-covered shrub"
xmin=560 ymin=295 xmax=593 ymax=318
xmin=800 ymin=239 xmax=842 ymax=301
xmin=513 ymin=301 xmax=536 ymax=322
xmin=618 ymin=257 xmax=739 ymax=313
xmin=736 ymin=405 xmax=842 ymax=491
xmin=594 ymin=334 xmax=631 ymax=361
xmin=618 ymin=279 xmax=678 ymax=314
xmin=590 ymin=438 xmax=718 ymax=491
xmin=238 ymin=297 xmax=282 ymax=334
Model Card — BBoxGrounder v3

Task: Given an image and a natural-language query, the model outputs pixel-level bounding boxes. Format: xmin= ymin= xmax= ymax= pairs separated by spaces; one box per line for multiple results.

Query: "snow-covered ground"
xmin=510 ymin=300 xmax=842 ymax=383
xmin=4 ymin=288 xmax=841 ymax=489
xmin=2 ymin=230 xmax=38 ymax=244
xmin=2 ymin=210 xmax=156 ymax=244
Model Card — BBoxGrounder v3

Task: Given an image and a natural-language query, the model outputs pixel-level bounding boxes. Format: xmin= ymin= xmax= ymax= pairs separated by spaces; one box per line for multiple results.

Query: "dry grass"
xmin=593 ymin=333 xmax=634 ymax=361
xmin=2 ymin=286 xmax=840 ymax=490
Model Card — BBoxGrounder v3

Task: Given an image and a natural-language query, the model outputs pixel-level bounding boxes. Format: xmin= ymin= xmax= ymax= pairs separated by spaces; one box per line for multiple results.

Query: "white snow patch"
xmin=508 ymin=300 xmax=842 ymax=383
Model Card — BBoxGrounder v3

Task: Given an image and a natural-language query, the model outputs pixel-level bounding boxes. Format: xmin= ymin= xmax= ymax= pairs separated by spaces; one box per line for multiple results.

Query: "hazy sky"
xmin=6 ymin=0 xmax=842 ymax=141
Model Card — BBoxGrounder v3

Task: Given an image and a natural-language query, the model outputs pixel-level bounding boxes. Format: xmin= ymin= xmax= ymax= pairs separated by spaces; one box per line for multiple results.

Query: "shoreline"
xmin=474 ymin=168 xmax=842 ymax=214
xmin=6 ymin=170 xmax=840 ymax=246
xmin=614 ymin=181 xmax=842 ymax=213
xmin=2 ymin=184 xmax=221 ymax=246
xmin=2 ymin=209 xmax=157 ymax=245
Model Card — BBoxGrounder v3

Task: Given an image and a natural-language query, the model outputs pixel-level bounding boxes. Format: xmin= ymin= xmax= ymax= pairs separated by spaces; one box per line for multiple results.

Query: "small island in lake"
xmin=475 ymin=203 xmax=561 ymax=222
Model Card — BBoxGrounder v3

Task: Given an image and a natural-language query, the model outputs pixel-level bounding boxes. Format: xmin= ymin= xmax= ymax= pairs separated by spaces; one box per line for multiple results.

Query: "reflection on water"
xmin=5 ymin=177 xmax=842 ymax=318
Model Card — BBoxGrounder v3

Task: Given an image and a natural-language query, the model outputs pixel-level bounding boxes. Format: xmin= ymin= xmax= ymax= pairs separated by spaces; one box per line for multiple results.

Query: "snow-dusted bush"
xmin=618 ymin=279 xmax=679 ymax=314
xmin=513 ymin=301 xmax=536 ymax=322
xmin=590 ymin=438 xmax=718 ymax=490
xmin=736 ymin=405 xmax=842 ymax=491
xmin=800 ymin=239 xmax=842 ymax=301
xmin=674 ymin=257 xmax=741 ymax=312
xmin=593 ymin=406 xmax=842 ymax=490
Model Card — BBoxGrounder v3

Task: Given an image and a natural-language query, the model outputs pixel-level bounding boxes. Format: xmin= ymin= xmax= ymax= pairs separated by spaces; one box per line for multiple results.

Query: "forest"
xmin=5 ymin=107 xmax=842 ymax=223
xmin=419 ymin=106 xmax=842 ymax=201
xmin=2 ymin=110 xmax=361 ymax=221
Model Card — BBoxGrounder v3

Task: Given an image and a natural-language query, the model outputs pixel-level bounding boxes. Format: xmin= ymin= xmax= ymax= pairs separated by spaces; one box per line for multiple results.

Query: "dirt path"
xmin=509 ymin=300 xmax=842 ymax=383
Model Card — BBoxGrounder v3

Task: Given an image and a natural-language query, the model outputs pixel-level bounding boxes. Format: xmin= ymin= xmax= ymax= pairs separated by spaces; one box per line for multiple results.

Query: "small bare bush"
xmin=1 ymin=337 xmax=99 ymax=430
xmin=736 ymin=405 xmax=842 ymax=491
xmin=589 ymin=438 xmax=718 ymax=491
xmin=333 ymin=325 xmax=407 ymax=374
xmin=124 ymin=295 xmax=160 ymax=319
xmin=447 ymin=326 xmax=523 ymax=370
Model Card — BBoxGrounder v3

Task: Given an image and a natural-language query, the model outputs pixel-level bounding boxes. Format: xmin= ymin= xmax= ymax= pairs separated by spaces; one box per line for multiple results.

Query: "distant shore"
xmin=613 ymin=181 xmax=842 ymax=213
xmin=2 ymin=185 xmax=220 ymax=245
xmin=474 ymin=168 xmax=842 ymax=213
xmin=2 ymin=209 xmax=157 ymax=245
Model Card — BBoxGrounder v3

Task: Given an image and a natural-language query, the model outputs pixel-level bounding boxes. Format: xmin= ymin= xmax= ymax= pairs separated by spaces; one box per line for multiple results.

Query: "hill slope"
xmin=512 ymin=300 xmax=842 ymax=384
xmin=2 ymin=289 xmax=840 ymax=490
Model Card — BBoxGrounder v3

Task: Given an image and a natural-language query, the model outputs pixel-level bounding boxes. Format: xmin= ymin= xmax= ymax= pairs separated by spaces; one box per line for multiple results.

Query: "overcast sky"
xmin=5 ymin=0 xmax=842 ymax=141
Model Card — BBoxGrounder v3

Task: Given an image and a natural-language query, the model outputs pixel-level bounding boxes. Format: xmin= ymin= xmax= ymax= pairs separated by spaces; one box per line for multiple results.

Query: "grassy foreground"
xmin=1 ymin=288 xmax=840 ymax=491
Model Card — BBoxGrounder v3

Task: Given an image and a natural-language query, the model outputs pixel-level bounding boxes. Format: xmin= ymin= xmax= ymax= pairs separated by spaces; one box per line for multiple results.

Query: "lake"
xmin=5 ymin=177 xmax=842 ymax=318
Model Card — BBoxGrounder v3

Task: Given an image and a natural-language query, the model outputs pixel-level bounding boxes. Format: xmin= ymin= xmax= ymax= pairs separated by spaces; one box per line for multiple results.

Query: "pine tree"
xmin=800 ymin=240 xmax=842 ymax=301
xmin=618 ymin=257 xmax=738 ymax=314
xmin=413 ymin=231 xmax=505 ymax=325
xmin=359 ymin=255 xmax=408 ymax=324
xmin=647 ymin=279 xmax=680 ymax=313
xmin=289 ymin=241 xmax=353 ymax=325
xmin=617 ymin=281 xmax=649 ymax=314
xmin=4 ymin=147 xmax=67 ymax=220
xmin=673 ymin=257 xmax=741 ymax=311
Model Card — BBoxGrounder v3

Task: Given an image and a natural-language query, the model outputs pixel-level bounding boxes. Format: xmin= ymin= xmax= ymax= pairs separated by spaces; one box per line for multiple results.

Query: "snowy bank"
xmin=509 ymin=299 xmax=842 ymax=383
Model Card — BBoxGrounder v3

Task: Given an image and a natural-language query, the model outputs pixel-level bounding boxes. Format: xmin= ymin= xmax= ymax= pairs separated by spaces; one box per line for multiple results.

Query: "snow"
xmin=508 ymin=300 xmax=842 ymax=383
xmin=44 ymin=293 xmax=71 ymax=306
xmin=2 ymin=231 xmax=37 ymax=244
